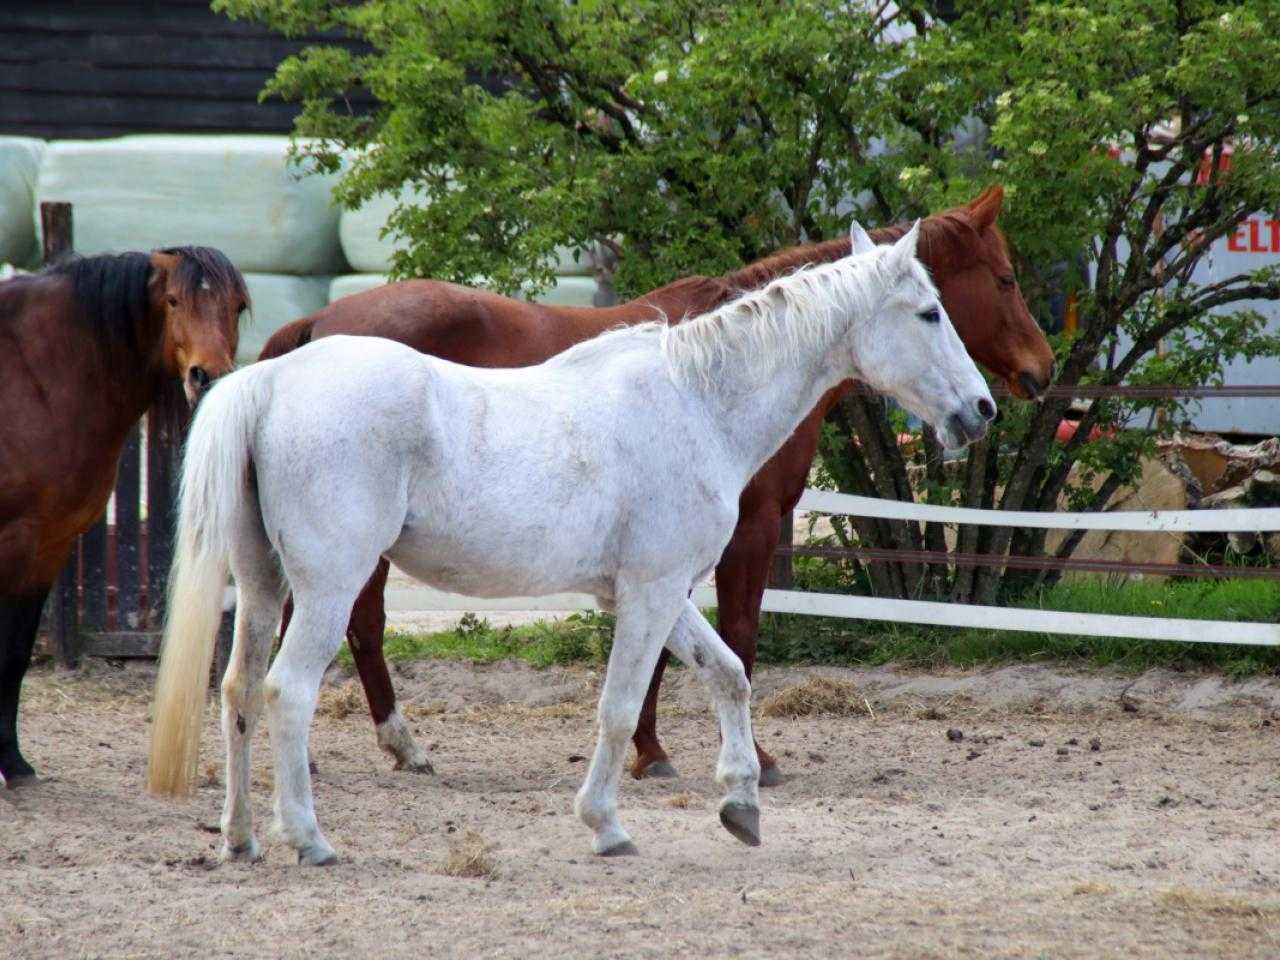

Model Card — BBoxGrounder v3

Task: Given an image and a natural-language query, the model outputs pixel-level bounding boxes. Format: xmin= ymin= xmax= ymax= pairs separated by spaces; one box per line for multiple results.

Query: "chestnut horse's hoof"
xmin=394 ymin=756 xmax=436 ymax=775
xmin=719 ymin=801 xmax=761 ymax=847
xmin=758 ymin=765 xmax=784 ymax=788
xmin=634 ymin=758 xmax=679 ymax=780
xmin=599 ymin=839 xmax=640 ymax=857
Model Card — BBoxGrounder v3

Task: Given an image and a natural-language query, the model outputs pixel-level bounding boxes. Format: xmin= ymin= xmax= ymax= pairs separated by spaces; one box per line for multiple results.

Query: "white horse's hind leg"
xmin=220 ymin=530 xmax=284 ymax=861
xmin=575 ymin=579 xmax=685 ymax=856
xmin=263 ymin=592 xmax=353 ymax=865
xmin=665 ymin=600 xmax=762 ymax=845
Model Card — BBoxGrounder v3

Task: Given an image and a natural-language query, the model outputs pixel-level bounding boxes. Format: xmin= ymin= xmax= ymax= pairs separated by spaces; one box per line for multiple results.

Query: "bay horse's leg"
xmin=714 ymin=512 xmax=786 ymax=786
xmin=347 ymin=560 xmax=433 ymax=773
xmin=575 ymin=579 xmax=685 ymax=856
xmin=664 ymin=600 xmax=761 ymax=844
xmin=265 ymin=588 xmax=353 ymax=866
xmin=629 ymin=649 xmax=678 ymax=779
xmin=0 ymin=589 xmax=48 ymax=784
xmin=220 ymin=528 xmax=287 ymax=861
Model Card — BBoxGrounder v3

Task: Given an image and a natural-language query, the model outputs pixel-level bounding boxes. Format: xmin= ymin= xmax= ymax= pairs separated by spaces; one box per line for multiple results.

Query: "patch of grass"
xmin=337 ymin=610 xmax=616 ymax=668
xmin=759 ymin=676 xmax=869 ymax=719
xmin=439 ymin=830 xmax=499 ymax=880
xmin=341 ymin=577 xmax=1280 ymax=677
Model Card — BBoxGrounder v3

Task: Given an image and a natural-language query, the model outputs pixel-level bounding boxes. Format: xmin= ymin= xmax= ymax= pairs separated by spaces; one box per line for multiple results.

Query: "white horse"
xmin=146 ymin=221 xmax=995 ymax=864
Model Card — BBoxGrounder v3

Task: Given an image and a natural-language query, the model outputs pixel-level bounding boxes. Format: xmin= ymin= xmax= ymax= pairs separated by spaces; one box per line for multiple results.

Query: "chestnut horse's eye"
xmin=918 ymin=308 xmax=940 ymax=324
xmin=166 ymin=294 xmax=179 ymax=307
xmin=997 ymin=275 xmax=1016 ymax=289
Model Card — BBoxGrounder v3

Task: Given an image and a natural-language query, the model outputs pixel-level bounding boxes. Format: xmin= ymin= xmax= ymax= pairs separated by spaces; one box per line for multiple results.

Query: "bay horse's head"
xmin=913 ymin=187 xmax=1056 ymax=400
xmin=149 ymin=247 xmax=248 ymax=406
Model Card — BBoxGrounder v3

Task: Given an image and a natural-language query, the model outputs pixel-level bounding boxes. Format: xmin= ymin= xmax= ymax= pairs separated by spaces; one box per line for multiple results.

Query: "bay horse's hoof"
xmin=636 ymin=759 xmax=679 ymax=780
xmin=758 ymin=765 xmax=784 ymax=788
xmin=719 ymin=802 xmax=762 ymax=847
xmin=599 ymin=839 xmax=640 ymax=857
xmin=0 ymin=753 xmax=37 ymax=785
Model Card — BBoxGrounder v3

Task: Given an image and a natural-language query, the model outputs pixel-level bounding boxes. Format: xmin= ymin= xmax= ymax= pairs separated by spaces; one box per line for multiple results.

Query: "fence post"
xmin=41 ymin=202 xmax=85 ymax=668
xmin=769 ymin=510 xmax=795 ymax=589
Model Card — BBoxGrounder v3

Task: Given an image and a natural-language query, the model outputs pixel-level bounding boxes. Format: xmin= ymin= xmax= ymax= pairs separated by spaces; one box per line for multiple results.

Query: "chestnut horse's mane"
xmin=42 ymin=246 xmax=249 ymax=347
xmin=722 ymin=210 xmax=992 ymax=291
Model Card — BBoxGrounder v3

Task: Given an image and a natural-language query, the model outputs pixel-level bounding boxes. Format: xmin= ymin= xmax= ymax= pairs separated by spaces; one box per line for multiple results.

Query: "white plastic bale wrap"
xmin=0 ymin=137 xmax=46 ymax=267
xmin=339 ymin=188 xmax=595 ymax=277
xmin=238 ymin=273 xmax=332 ymax=363
xmin=328 ymin=273 xmax=597 ymax=307
xmin=329 ymin=273 xmax=389 ymax=302
xmin=35 ymin=135 xmax=348 ymax=275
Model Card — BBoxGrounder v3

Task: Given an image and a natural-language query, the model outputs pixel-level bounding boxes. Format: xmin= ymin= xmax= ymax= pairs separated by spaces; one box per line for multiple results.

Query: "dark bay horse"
xmin=0 ymin=248 xmax=247 ymax=786
xmin=260 ymin=186 xmax=1054 ymax=784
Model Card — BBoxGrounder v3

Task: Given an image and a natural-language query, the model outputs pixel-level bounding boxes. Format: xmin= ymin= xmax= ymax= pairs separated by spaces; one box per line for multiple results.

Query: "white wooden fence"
xmin=385 ymin=489 xmax=1280 ymax=646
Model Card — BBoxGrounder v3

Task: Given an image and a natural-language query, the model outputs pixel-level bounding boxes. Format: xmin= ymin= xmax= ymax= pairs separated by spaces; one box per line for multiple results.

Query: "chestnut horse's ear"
xmin=848 ymin=220 xmax=877 ymax=255
xmin=967 ymin=184 xmax=1005 ymax=231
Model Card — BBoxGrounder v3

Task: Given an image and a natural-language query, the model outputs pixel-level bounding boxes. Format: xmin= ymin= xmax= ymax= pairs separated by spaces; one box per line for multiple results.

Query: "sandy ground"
xmin=5 ymin=657 xmax=1280 ymax=959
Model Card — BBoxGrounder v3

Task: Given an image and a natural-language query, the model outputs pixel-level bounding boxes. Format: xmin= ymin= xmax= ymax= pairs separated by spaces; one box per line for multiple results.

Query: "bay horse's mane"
xmin=42 ymin=246 xmax=249 ymax=347
xmin=721 ymin=209 xmax=993 ymax=291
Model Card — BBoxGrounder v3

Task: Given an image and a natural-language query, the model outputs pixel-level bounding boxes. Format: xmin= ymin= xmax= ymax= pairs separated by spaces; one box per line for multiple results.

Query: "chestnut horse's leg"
xmin=348 ymin=560 xmax=434 ymax=773
xmin=629 ymin=649 xmax=678 ymax=779
xmin=0 ymin=589 xmax=49 ymax=784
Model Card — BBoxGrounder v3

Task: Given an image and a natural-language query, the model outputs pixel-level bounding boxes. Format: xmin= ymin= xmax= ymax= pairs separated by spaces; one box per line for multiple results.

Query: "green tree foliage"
xmin=218 ymin=0 xmax=1280 ymax=603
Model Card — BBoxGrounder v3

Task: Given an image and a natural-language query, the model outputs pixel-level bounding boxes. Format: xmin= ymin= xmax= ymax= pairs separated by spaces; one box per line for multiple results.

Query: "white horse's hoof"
xmin=296 ymin=841 xmax=338 ymax=866
xmin=719 ymin=801 xmax=761 ymax=847
xmin=222 ymin=838 xmax=261 ymax=862
xmin=598 ymin=839 xmax=639 ymax=857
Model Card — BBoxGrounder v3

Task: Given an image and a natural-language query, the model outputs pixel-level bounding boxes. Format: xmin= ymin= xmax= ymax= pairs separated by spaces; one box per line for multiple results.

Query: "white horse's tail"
xmin=146 ymin=366 xmax=269 ymax=797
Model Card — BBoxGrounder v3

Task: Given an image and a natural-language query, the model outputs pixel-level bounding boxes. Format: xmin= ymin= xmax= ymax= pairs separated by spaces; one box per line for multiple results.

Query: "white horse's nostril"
xmin=976 ymin=397 xmax=996 ymax=421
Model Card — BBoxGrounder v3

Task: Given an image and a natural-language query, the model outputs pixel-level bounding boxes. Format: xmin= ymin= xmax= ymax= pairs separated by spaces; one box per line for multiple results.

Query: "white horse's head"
xmin=845 ymin=219 xmax=996 ymax=449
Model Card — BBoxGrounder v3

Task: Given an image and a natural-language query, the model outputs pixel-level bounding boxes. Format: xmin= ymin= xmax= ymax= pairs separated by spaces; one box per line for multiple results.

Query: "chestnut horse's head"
xmin=149 ymin=247 xmax=248 ymax=406
xmin=910 ymin=187 xmax=1055 ymax=400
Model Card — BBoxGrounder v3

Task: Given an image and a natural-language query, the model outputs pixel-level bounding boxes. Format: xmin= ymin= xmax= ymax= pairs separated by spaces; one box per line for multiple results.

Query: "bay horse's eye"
xmin=166 ymin=295 xmax=179 ymax=308
xmin=918 ymin=308 xmax=940 ymax=324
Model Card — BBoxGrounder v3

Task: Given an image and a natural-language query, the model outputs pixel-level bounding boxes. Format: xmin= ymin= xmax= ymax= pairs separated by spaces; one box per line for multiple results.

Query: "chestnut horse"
xmin=0 ymin=247 xmax=247 ymax=786
xmin=260 ymin=185 xmax=1053 ymax=784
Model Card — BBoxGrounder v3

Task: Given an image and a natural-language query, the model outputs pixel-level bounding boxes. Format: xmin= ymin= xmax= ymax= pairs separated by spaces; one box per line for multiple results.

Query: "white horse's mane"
xmin=659 ymin=248 xmax=921 ymax=393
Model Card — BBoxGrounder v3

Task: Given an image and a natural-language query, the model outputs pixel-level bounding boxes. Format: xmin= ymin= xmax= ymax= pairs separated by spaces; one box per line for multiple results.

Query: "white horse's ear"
xmin=887 ymin=219 xmax=922 ymax=273
xmin=848 ymin=220 xmax=876 ymax=255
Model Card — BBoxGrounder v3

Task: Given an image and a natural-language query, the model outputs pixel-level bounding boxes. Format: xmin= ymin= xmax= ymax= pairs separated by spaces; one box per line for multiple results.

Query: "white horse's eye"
xmin=918 ymin=308 xmax=941 ymax=324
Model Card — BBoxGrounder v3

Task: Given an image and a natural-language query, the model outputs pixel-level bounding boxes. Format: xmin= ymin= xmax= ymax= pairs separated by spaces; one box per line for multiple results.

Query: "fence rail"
xmin=383 ymin=488 xmax=1280 ymax=647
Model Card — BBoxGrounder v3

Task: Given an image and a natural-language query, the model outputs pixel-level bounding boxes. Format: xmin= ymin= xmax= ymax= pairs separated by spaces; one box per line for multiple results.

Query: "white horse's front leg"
xmin=263 ymin=594 xmax=350 ymax=866
xmin=575 ymin=583 xmax=685 ymax=856
xmin=666 ymin=600 xmax=762 ymax=846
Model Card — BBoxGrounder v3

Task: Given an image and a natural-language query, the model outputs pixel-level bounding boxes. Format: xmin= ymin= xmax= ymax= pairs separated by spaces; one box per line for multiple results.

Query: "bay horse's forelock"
xmin=0 ymin=247 xmax=247 ymax=784
xmin=260 ymin=190 xmax=1055 ymax=784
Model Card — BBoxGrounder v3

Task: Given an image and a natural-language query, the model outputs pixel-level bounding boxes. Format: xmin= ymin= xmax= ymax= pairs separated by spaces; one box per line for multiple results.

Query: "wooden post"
xmin=769 ymin=510 xmax=795 ymax=589
xmin=41 ymin=202 xmax=73 ymax=262
xmin=42 ymin=202 xmax=84 ymax=668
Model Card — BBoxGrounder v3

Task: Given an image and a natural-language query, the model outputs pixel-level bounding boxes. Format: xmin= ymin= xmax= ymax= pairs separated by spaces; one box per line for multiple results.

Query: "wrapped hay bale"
xmin=35 ymin=136 xmax=347 ymax=275
xmin=328 ymin=273 xmax=597 ymax=307
xmin=238 ymin=273 xmax=332 ymax=363
xmin=339 ymin=188 xmax=595 ymax=277
xmin=0 ymin=137 xmax=46 ymax=267
xmin=329 ymin=273 xmax=389 ymax=303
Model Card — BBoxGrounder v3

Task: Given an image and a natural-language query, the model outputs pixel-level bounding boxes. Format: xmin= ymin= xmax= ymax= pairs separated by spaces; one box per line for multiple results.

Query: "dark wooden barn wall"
xmin=0 ymin=0 xmax=370 ymax=139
